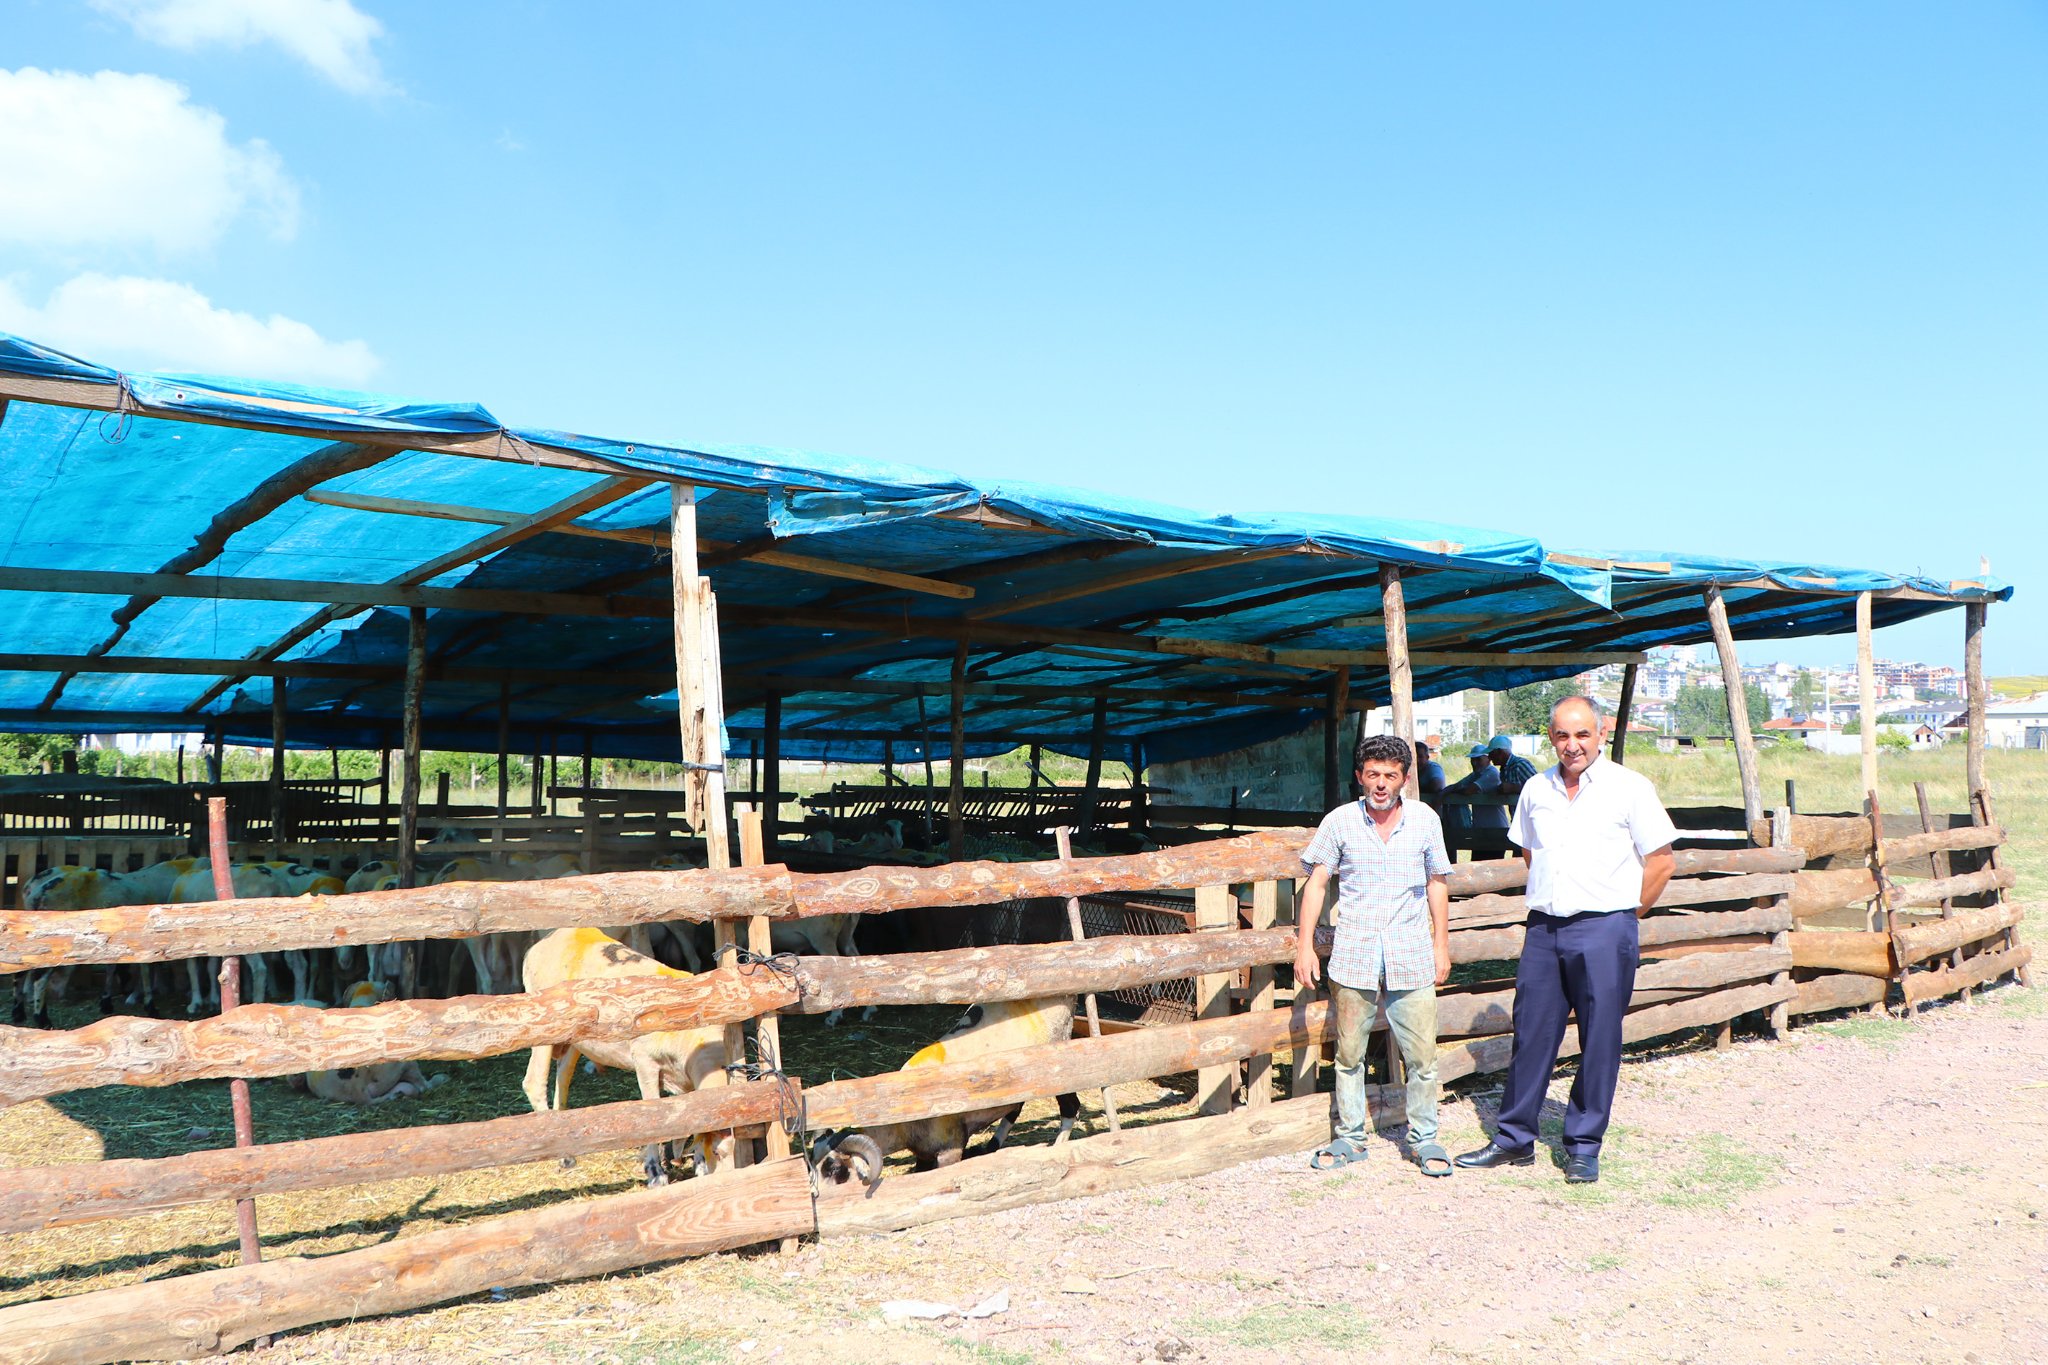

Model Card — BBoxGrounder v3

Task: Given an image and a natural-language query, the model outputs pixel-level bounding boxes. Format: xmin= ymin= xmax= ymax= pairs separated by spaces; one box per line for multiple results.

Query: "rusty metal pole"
xmin=206 ymin=796 xmax=262 ymax=1268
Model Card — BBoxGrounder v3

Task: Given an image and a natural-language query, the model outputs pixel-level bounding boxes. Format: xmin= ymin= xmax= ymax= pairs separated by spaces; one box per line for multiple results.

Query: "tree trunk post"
xmin=1381 ymin=564 xmax=1416 ymax=799
xmin=397 ymin=608 xmax=426 ymax=896
xmin=1964 ymin=601 xmax=1987 ymax=799
xmin=1856 ymin=590 xmax=1879 ymax=804
xmin=1704 ymin=585 xmax=1764 ymax=836
xmin=948 ymin=641 xmax=969 ymax=862
xmin=207 ymin=797 xmax=263 ymax=1273
xmin=268 ymin=680 xmax=288 ymax=858
xmin=1610 ymin=661 xmax=1638 ymax=765
xmin=761 ymin=693 xmax=782 ymax=849
xmin=1078 ymin=694 xmax=1107 ymax=835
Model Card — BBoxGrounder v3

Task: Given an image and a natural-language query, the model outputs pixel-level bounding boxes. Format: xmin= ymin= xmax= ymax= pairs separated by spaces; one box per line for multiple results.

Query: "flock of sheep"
xmin=12 ymin=821 xmax=1092 ymax=1190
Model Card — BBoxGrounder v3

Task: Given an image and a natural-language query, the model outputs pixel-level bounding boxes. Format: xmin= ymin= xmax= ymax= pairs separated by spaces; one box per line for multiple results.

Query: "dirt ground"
xmin=193 ymin=979 xmax=2045 ymax=1365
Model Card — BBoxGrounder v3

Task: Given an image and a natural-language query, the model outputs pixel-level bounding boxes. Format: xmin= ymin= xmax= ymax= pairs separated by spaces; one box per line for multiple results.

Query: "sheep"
xmin=289 ymin=981 xmax=449 ymax=1104
xmin=520 ymin=927 xmax=733 ymax=1186
xmin=172 ymin=863 xmax=287 ymax=1013
xmin=769 ymin=909 xmax=865 ymax=1025
xmin=257 ymin=862 xmax=348 ymax=1003
xmin=431 ymin=856 xmax=535 ymax=996
xmin=813 ymin=997 xmax=1082 ymax=1190
xmin=12 ymin=866 xmax=134 ymax=1027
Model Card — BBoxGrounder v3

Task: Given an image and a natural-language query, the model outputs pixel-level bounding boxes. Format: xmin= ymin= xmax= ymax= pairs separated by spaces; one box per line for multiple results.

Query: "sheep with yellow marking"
xmin=520 ymin=927 xmax=734 ymax=1186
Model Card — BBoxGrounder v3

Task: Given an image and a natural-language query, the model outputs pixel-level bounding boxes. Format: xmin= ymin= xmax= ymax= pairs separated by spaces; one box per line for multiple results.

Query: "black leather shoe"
xmin=1564 ymin=1154 xmax=1600 ymax=1184
xmin=1453 ymin=1143 xmax=1535 ymax=1169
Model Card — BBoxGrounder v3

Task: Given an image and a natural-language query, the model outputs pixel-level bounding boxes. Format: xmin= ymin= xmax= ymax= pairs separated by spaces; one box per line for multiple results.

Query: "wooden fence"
xmin=0 ymin=819 xmax=2029 ymax=1364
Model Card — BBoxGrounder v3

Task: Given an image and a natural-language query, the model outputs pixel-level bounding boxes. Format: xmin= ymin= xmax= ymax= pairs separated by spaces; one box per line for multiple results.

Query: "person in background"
xmin=1488 ymin=734 xmax=1538 ymax=797
xmin=1444 ymin=743 xmax=1509 ymax=841
xmin=1416 ymin=740 xmax=1447 ymax=797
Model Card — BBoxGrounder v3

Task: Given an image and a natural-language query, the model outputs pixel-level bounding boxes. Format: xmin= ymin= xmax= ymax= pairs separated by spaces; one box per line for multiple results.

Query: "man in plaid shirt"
xmin=1293 ymin=734 xmax=1454 ymax=1176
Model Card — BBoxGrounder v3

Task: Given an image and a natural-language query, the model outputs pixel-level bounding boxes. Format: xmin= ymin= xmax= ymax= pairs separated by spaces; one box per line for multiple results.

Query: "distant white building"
xmin=1956 ymin=697 xmax=2048 ymax=750
xmin=1358 ymin=690 xmax=1469 ymax=748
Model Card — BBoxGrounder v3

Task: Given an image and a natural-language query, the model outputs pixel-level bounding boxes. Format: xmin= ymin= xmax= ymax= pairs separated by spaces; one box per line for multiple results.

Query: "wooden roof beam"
xmin=305 ymin=489 xmax=974 ymax=599
xmin=966 ymin=545 xmax=1309 ymax=621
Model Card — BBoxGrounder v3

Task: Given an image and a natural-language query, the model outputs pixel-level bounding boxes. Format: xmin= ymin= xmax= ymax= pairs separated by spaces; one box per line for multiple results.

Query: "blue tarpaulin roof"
xmin=0 ymin=332 xmax=2012 ymax=767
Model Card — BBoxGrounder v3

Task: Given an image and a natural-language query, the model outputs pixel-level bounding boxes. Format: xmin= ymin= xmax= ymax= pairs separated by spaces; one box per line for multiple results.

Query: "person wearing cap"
xmin=1455 ymin=695 xmax=1677 ymax=1184
xmin=1444 ymin=743 xmax=1510 ymax=838
xmin=1487 ymin=734 xmax=1538 ymax=796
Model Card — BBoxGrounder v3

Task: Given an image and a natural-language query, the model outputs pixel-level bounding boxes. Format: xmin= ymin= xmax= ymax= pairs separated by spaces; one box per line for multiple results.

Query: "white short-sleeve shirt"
xmin=1508 ymin=757 xmax=1679 ymax=916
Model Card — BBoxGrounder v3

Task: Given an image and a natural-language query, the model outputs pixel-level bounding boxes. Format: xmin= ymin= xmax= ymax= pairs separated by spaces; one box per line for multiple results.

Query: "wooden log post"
xmin=1382 ymin=564 xmax=1416 ymax=799
xmin=1869 ymin=791 xmax=1905 ymax=1014
xmin=376 ymin=741 xmax=391 ymax=850
xmin=948 ymin=640 xmax=969 ymax=862
xmin=1914 ymin=779 xmax=1968 ymax=1001
xmin=670 ymin=483 xmax=709 ymax=840
xmin=1078 ymin=693 xmax=1107 ymax=835
xmin=1286 ymin=875 xmax=1323 ymax=1100
xmin=1322 ymin=667 xmax=1348 ymax=810
xmin=697 ymin=579 xmax=733 ymax=872
xmin=761 ymin=692 xmax=782 ymax=847
xmin=1194 ymin=883 xmax=1238 ymax=1114
xmin=1857 ymin=590 xmax=1879 ymax=804
xmin=1246 ymin=878 xmax=1286 ymax=1108
xmin=1054 ymin=826 xmax=1118 ymax=1131
xmin=495 ymin=677 xmax=511 ymax=820
xmin=1610 ymin=661 xmax=1639 ymax=765
xmin=1704 ymin=585 xmax=1764 ymax=835
xmin=268 ymin=680 xmax=287 ymax=858
xmin=1964 ymin=601 xmax=1987 ymax=798
xmin=0 ymin=1159 xmax=814 ymax=1365
xmin=1769 ymin=806 xmax=1793 ymax=1039
xmin=206 ymin=798 xmax=261 ymax=1270
xmin=1972 ymin=787 xmax=2031 ymax=988
xmin=395 ymin=608 xmax=426 ymax=998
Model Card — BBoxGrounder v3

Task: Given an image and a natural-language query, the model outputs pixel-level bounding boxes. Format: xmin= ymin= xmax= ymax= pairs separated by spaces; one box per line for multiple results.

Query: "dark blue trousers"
xmin=1493 ymin=909 xmax=1639 ymax=1156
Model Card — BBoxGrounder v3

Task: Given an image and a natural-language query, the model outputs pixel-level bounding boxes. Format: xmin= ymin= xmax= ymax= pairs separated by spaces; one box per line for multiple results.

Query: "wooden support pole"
xmin=1382 ymin=563 xmax=1416 ymax=799
xmin=1054 ymin=826 xmax=1118 ymax=1131
xmin=396 ymin=607 xmax=426 ymax=896
xmin=1972 ymin=787 xmax=2031 ymax=987
xmin=268 ymin=679 xmax=287 ymax=858
xmin=697 ymin=577 xmax=733 ymax=870
xmin=1768 ymin=806 xmax=1792 ymax=1039
xmin=531 ymin=738 xmax=544 ymax=815
xmin=1193 ymin=883 xmax=1237 ymax=1115
xmin=1869 ymin=790 xmax=1906 ymax=1014
xmin=1246 ymin=877 xmax=1285 ymax=1107
xmin=670 ymin=484 xmax=709 ymax=838
xmin=1857 ymin=590 xmax=1879 ymax=802
xmin=1078 ymin=694 xmax=1107 ymax=833
xmin=1322 ymin=666 xmax=1350 ymax=809
xmin=761 ymin=692 xmax=782 ymax=847
xmin=1914 ymin=780 xmax=1967 ymax=1000
xmin=1025 ymin=742 xmax=1041 ymax=819
xmin=1704 ymin=585 xmax=1764 ymax=835
xmin=948 ymin=640 xmax=968 ymax=862
xmin=206 ymin=798 xmax=262 ymax=1270
xmin=1611 ymin=662 xmax=1638 ymax=765
xmin=1964 ymin=601 xmax=1987 ymax=798
xmin=0 ymin=1159 xmax=814 ymax=1365
xmin=1129 ymin=740 xmax=1148 ymax=832
xmin=495 ymin=678 xmax=511 ymax=819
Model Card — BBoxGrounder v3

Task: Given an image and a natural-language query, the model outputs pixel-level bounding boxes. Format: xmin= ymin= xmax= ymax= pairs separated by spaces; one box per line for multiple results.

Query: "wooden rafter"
xmin=304 ymin=489 xmax=975 ymax=599
xmin=966 ymin=544 xmax=1305 ymax=621
xmin=180 ymin=476 xmax=650 ymax=714
xmin=0 ymin=566 xmax=669 ymax=619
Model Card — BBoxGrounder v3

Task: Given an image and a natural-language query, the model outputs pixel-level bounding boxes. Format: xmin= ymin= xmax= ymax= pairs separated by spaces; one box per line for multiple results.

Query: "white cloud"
xmin=0 ymin=273 xmax=379 ymax=385
xmin=0 ymin=67 xmax=298 ymax=253
xmin=93 ymin=0 xmax=391 ymax=96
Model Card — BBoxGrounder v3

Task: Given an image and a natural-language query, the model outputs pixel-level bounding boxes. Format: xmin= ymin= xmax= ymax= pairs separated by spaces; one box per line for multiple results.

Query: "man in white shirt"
xmin=1455 ymin=695 xmax=1676 ymax=1184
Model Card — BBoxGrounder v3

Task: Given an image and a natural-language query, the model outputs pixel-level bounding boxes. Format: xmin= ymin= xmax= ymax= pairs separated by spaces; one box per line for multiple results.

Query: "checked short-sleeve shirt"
xmin=1497 ymin=753 xmax=1539 ymax=788
xmin=1302 ymin=799 xmax=1452 ymax=992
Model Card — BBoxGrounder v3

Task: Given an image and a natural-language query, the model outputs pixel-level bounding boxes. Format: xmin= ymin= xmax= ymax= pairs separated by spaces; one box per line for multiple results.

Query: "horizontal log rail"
xmin=1790 ymin=867 xmax=1879 ymax=920
xmin=0 ymin=1079 xmax=791 ymax=1236
xmin=791 ymin=928 xmax=1299 ymax=1014
xmin=1879 ymin=825 xmax=2006 ymax=862
xmin=1434 ymin=945 xmax=1790 ymax=1039
xmin=0 ymin=1157 xmax=815 ymax=1365
xmin=1901 ymin=942 xmax=2034 ymax=1006
xmin=0 ymin=968 xmax=796 ymax=1109
xmin=1443 ymin=977 xmax=1797 ymax=1082
xmin=1788 ymin=930 xmax=1893 ymax=977
xmin=1893 ymin=903 xmax=2025 ymax=965
xmin=0 ymin=832 xmax=1815 ymax=974
xmin=1890 ymin=866 xmax=2016 ymax=910
xmin=1789 ymin=972 xmax=1887 ymax=1015
xmin=1449 ymin=904 xmax=1792 ymax=965
xmin=1451 ymin=872 xmax=1797 ymax=928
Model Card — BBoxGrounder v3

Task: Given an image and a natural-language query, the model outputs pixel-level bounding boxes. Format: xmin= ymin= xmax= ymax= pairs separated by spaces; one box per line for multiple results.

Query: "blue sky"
xmin=4 ymin=2 xmax=2044 ymax=673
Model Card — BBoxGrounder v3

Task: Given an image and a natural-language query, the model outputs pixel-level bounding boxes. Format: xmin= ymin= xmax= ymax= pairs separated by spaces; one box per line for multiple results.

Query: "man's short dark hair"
xmin=1353 ymin=733 xmax=1413 ymax=773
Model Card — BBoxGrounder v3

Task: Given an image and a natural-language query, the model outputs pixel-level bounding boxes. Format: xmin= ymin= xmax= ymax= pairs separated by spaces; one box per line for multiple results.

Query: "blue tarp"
xmin=0 ymin=332 xmax=2011 ymax=767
